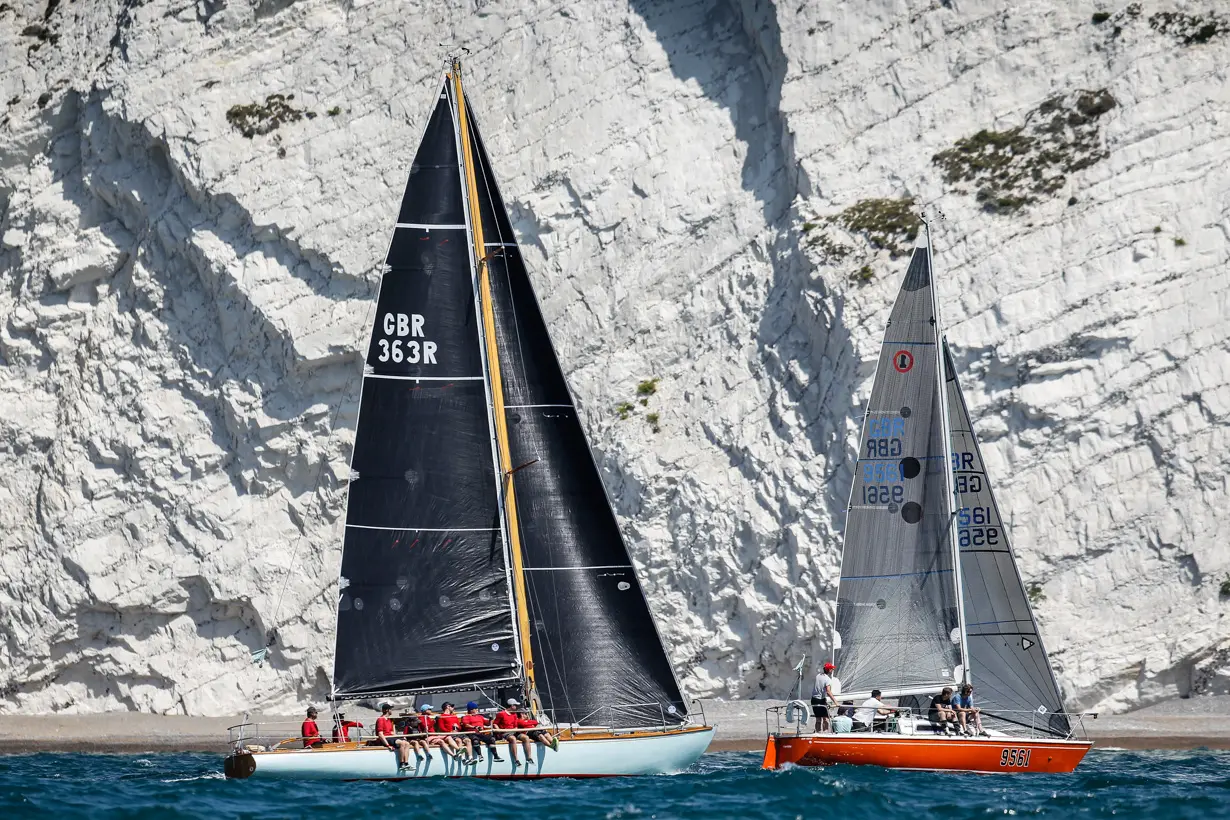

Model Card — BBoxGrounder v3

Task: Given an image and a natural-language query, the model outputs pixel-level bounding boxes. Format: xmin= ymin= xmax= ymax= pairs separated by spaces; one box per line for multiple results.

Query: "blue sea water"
xmin=1 ymin=749 xmax=1227 ymax=819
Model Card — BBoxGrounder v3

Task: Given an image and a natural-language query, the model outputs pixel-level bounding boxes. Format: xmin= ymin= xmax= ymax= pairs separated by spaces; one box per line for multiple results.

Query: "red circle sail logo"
xmin=893 ymin=350 xmax=914 ymax=373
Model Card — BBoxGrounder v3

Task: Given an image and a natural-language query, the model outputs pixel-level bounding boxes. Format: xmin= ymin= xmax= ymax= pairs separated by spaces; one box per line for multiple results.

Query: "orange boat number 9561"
xmin=1000 ymin=748 xmax=1031 ymax=767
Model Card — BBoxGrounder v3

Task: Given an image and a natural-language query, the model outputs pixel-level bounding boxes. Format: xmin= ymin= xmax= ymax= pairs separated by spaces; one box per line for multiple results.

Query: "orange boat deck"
xmin=763 ymin=732 xmax=1092 ymax=773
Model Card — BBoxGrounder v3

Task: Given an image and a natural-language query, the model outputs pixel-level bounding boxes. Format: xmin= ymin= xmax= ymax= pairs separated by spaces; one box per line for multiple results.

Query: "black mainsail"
xmin=465 ymin=106 xmax=687 ymax=728
xmin=332 ymin=82 xmax=519 ymax=699
xmin=331 ymin=68 xmax=687 ymax=727
xmin=944 ymin=341 xmax=1070 ymax=735
xmin=834 ymin=236 xmax=964 ymax=698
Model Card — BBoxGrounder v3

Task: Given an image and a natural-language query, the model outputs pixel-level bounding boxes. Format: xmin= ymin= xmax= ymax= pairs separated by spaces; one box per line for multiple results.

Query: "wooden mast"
xmin=451 ymin=59 xmax=538 ymax=702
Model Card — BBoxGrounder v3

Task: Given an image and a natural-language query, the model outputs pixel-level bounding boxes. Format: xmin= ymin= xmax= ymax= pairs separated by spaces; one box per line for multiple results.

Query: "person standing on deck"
xmin=301 ymin=706 xmax=324 ymax=748
xmin=811 ymin=662 xmax=841 ymax=733
xmin=493 ymin=699 xmax=533 ymax=767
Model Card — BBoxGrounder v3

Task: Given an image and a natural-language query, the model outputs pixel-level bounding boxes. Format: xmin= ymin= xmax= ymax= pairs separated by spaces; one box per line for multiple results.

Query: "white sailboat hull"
xmin=225 ymin=727 xmax=715 ymax=780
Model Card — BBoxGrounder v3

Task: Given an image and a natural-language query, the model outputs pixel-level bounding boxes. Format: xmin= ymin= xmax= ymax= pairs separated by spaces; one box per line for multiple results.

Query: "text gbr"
xmin=377 ymin=313 xmax=438 ymax=364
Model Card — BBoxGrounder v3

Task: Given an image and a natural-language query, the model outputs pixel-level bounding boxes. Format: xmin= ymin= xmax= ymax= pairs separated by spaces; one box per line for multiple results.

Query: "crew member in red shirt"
xmin=437 ymin=702 xmax=477 ymax=764
xmin=493 ymin=698 xmax=534 ymax=767
xmin=332 ymin=713 xmax=363 ymax=743
xmin=419 ymin=704 xmax=464 ymax=761
xmin=460 ymin=701 xmax=503 ymax=762
xmin=514 ymin=703 xmax=560 ymax=753
xmin=371 ymin=702 xmax=412 ymax=769
xmin=301 ymin=706 xmax=324 ymax=749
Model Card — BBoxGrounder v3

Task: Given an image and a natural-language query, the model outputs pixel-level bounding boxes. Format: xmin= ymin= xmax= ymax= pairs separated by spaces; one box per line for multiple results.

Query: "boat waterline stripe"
xmin=523 ymin=565 xmax=633 ymax=571
xmin=842 ymin=569 xmax=954 ymax=580
xmin=966 ymin=619 xmax=1033 ymax=627
xmin=504 ymin=404 xmax=574 ymax=409
xmin=364 ymin=374 xmax=484 ymax=381
xmin=485 ymin=242 xmax=519 ymax=247
xmin=345 ymin=525 xmax=499 ymax=532
xmin=395 ymin=222 xmax=467 ymax=230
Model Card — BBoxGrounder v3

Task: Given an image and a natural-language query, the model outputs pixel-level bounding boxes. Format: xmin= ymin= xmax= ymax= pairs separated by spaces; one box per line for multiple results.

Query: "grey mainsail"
xmin=943 ymin=341 xmax=1071 ymax=735
xmin=834 ymin=238 xmax=963 ymax=697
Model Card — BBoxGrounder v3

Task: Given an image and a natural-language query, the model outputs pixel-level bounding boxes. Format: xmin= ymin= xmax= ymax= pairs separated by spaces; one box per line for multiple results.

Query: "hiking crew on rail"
xmin=301 ymin=699 xmax=560 ymax=770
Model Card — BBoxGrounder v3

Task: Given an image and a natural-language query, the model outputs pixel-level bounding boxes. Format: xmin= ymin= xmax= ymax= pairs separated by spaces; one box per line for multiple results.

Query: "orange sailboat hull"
xmin=763 ymin=733 xmax=1092 ymax=773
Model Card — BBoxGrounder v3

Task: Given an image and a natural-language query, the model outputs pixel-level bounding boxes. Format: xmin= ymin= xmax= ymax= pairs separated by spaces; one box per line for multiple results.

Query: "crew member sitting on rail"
xmin=493 ymin=699 xmax=533 ymax=767
xmin=332 ymin=713 xmax=363 ymax=743
xmin=438 ymin=702 xmax=478 ymax=764
xmin=397 ymin=710 xmax=429 ymax=761
xmin=953 ymin=683 xmax=987 ymax=737
xmin=811 ymin=662 xmax=841 ymax=733
xmin=419 ymin=705 xmax=465 ymax=760
xmin=513 ymin=703 xmax=560 ymax=753
xmin=460 ymin=701 xmax=504 ymax=762
xmin=372 ymin=702 xmax=413 ymax=769
xmin=853 ymin=690 xmax=893 ymax=732
xmin=302 ymin=706 xmax=324 ymax=748
xmin=928 ymin=688 xmax=959 ymax=735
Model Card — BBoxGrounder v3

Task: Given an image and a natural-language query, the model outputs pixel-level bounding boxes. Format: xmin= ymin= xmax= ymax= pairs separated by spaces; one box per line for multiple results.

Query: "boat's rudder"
xmin=761 ymin=736 xmax=778 ymax=769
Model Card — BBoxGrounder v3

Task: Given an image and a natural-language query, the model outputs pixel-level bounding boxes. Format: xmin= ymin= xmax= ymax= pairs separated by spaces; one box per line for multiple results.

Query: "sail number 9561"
xmin=1000 ymin=748 xmax=1031 ymax=767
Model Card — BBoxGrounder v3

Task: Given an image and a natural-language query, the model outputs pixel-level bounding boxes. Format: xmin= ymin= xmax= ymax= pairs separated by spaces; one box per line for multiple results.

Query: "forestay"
xmin=332 ymin=82 xmax=519 ymax=699
xmin=835 ymin=238 xmax=963 ymax=697
xmin=465 ymin=105 xmax=688 ymax=728
xmin=943 ymin=341 xmax=1071 ymax=736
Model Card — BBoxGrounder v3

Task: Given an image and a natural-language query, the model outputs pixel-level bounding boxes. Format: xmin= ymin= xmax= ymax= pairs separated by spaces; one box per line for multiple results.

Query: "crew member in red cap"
xmin=811 ymin=661 xmax=841 ymax=733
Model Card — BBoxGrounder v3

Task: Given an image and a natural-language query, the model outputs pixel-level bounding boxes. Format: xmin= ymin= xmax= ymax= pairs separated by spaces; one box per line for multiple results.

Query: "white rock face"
xmin=1 ymin=0 xmax=1227 ymax=716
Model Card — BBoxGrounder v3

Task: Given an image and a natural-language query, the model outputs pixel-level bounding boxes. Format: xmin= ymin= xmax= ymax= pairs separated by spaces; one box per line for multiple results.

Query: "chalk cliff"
xmin=1 ymin=0 xmax=1227 ymax=715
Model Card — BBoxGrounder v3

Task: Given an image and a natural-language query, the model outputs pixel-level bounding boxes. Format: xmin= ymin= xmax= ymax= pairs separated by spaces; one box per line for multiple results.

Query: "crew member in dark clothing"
xmin=301 ymin=706 xmax=324 ymax=748
xmin=928 ymin=688 xmax=959 ymax=735
xmin=460 ymin=701 xmax=503 ymax=761
xmin=397 ymin=710 xmax=428 ymax=761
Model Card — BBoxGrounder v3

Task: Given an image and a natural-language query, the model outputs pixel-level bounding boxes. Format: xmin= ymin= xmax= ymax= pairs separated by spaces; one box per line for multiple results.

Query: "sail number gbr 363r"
xmin=376 ymin=313 xmax=438 ymax=365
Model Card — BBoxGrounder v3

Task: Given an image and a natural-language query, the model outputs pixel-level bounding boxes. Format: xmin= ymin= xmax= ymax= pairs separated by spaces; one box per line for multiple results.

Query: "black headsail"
xmin=943 ymin=341 xmax=1070 ymax=735
xmin=834 ymin=236 xmax=964 ymax=698
xmin=463 ymin=102 xmax=688 ymax=728
xmin=332 ymin=81 xmax=520 ymax=699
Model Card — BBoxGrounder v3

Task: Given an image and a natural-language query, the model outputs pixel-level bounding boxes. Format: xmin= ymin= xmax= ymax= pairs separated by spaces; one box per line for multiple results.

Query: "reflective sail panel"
xmin=333 ymin=81 xmax=518 ymax=699
xmin=944 ymin=341 xmax=1071 ymax=735
xmin=466 ymin=106 xmax=688 ymax=728
xmin=835 ymin=243 xmax=962 ymax=696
